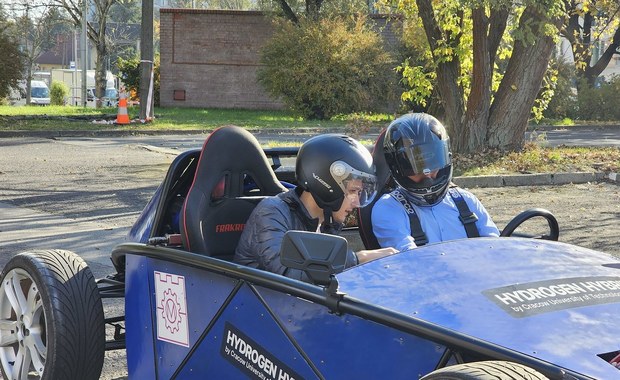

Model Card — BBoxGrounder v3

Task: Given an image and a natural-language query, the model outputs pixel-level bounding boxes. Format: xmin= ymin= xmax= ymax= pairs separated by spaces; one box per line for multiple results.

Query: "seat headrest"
xmin=180 ymin=125 xmax=286 ymax=258
xmin=357 ymin=128 xmax=393 ymax=250
xmin=190 ymin=125 xmax=286 ymax=198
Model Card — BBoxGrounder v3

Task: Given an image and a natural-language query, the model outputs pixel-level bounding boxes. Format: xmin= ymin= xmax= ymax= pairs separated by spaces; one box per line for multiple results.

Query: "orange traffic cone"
xmin=116 ymin=94 xmax=130 ymax=125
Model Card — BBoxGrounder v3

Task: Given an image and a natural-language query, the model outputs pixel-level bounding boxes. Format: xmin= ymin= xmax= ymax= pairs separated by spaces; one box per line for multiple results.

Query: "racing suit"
xmin=234 ymin=187 xmax=358 ymax=281
xmin=371 ymin=186 xmax=499 ymax=252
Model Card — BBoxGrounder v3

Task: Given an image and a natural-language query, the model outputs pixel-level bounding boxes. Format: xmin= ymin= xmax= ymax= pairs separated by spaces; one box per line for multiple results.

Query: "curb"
xmin=527 ymin=124 xmax=620 ymax=131
xmin=454 ymin=172 xmax=620 ymax=188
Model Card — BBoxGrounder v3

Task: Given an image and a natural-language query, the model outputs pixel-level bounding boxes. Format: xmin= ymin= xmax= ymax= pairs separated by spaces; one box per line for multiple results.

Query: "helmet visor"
xmin=330 ymin=161 xmax=377 ymax=208
xmin=396 ymin=138 xmax=451 ymax=177
xmin=395 ymin=165 xmax=453 ymax=206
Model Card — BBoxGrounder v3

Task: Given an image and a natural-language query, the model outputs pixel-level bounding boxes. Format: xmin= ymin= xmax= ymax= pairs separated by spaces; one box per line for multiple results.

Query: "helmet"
xmin=383 ymin=113 xmax=452 ymax=206
xmin=296 ymin=134 xmax=377 ymax=211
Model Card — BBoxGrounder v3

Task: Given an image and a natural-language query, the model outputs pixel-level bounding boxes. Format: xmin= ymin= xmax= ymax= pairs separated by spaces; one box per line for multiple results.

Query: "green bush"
xmin=50 ymin=81 xmax=69 ymax=106
xmin=576 ymin=76 xmax=620 ymax=121
xmin=542 ymin=60 xmax=578 ymax=120
xmin=117 ymin=54 xmax=160 ymax=106
xmin=258 ymin=15 xmax=397 ymax=119
xmin=543 ymin=58 xmax=620 ymax=122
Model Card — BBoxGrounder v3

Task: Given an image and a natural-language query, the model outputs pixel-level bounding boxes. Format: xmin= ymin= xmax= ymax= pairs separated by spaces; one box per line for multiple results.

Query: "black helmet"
xmin=383 ymin=113 xmax=452 ymax=206
xmin=296 ymin=134 xmax=377 ymax=211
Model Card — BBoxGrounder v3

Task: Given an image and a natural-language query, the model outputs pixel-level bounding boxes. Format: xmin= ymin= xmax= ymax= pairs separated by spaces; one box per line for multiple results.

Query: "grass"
xmin=0 ymin=105 xmax=392 ymax=131
xmin=1 ymin=105 xmax=619 ymax=176
xmin=453 ymin=143 xmax=620 ymax=176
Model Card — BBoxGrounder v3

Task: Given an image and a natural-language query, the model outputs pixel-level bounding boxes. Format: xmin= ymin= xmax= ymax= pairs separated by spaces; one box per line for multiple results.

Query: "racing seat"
xmin=180 ymin=125 xmax=287 ymax=260
xmin=356 ymin=129 xmax=394 ymax=250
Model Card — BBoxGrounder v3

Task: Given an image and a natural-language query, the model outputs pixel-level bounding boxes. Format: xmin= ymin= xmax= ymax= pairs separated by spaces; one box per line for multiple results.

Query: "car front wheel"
xmin=420 ymin=360 xmax=549 ymax=379
xmin=0 ymin=250 xmax=105 ymax=380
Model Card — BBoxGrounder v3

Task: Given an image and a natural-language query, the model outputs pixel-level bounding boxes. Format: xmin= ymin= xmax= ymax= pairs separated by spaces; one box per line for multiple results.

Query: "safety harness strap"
xmin=391 ymin=187 xmax=480 ymax=246
xmin=448 ymin=187 xmax=480 ymax=238
xmin=391 ymin=190 xmax=429 ymax=246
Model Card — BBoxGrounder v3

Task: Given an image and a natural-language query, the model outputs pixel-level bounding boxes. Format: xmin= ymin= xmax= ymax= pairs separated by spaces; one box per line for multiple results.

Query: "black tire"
xmin=0 ymin=249 xmax=105 ymax=380
xmin=420 ymin=361 xmax=549 ymax=380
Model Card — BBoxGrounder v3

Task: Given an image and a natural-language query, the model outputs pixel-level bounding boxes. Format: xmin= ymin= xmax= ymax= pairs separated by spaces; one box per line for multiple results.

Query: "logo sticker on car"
xmin=155 ymin=271 xmax=190 ymax=347
xmin=483 ymin=276 xmax=620 ymax=317
xmin=221 ymin=322 xmax=301 ymax=380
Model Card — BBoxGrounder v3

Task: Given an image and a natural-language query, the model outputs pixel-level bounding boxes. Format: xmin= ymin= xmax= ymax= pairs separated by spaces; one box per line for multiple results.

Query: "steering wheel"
xmin=500 ymin=208 xmax=560 ymax=241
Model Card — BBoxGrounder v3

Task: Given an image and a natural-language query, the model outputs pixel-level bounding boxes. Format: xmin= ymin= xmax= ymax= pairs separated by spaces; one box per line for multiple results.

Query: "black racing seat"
xmin=180 ymin=125 xmax=286 ymax=260
xmin=356 ymin=129 xmax=395 ymax=250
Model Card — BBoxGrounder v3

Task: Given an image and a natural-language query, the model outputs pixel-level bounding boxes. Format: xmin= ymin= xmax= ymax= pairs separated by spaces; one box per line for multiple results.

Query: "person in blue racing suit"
xmin=371 ymin=113 xmax=499 ymax=252
xmin=234 ymin=134 xmax=397 ymax=281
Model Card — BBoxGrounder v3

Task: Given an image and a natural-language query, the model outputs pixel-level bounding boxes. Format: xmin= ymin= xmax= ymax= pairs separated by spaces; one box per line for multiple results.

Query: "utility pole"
xmin=81 ymin=0 xmax=88 ymax=108
xmin=140 ymin=0 xmax=154 ymax=121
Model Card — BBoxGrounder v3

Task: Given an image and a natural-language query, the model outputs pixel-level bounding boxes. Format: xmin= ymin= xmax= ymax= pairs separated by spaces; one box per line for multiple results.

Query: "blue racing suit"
xmin=371 ymin=186 xmax=499 ymax=252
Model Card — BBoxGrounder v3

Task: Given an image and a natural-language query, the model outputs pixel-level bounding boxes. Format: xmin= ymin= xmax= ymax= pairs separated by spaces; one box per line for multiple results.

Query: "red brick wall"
xmin=160 ymin=9 xmax=282 ymax=109
xmin=160 ymin=9 xmax=401 ymax=110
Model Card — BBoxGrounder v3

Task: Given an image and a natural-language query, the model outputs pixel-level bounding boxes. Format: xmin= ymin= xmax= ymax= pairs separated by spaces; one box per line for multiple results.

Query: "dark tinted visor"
xmin=396 ymin=138 xmax=450 ymax=176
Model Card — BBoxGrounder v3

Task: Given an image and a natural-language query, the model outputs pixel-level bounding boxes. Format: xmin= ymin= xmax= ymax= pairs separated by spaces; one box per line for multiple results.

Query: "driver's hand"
xmin=356 ymin=247 xmax=398 ymax=264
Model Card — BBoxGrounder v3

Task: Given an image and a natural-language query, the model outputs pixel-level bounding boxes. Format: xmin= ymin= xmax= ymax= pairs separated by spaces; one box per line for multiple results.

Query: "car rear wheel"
xmin=420 ymin=360 xmax=548 ymax=379
xmin=0 ymin=250 xmax=105 ymax=380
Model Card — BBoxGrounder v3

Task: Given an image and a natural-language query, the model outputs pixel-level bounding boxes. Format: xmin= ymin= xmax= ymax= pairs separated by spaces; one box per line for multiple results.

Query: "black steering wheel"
xmin=500 ymin=208 xmax=560 ymax=241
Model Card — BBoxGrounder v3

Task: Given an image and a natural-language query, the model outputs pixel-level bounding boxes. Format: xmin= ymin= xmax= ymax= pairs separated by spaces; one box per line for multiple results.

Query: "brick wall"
xmin=160 ymin=9 xmax=402 ymax=110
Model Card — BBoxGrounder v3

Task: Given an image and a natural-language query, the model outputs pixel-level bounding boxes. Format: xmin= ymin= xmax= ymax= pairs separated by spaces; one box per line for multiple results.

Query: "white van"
xmin=29 ymin=81 xmax=50 ymax=106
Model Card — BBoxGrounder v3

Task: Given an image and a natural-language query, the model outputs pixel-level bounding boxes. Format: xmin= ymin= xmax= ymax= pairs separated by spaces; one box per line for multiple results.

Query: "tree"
xmin=0 ymin=8 xmax=26 ymax=100
xmin=563 ymin=0 xmax=620 ymax=88
xmin=384 ymin=0 xmax=566 ymax=153
xmin=106 ymin=1 xmax=142 ymax=72
xmin=108 ymin=0 xmax=141 ymax=23
xmin=6 ymin=1 xmax=67 ymax=104
xmin=263 ymin=0 xmax=370 ymax=23
xmin=55 ymin=0 xmax=119 ymax=108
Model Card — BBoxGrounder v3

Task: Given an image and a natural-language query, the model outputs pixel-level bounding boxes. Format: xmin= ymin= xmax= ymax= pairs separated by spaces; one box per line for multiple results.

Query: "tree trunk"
xmin=487 ymin=5 xmax=564 ymax=151
xmin=459 ymin=7 xmax=491 ymax=153
xmin=416 ymin=0 xmax=465 ymax=140
xmin=276 ymin=0 xmax=298 ymax=23
xmin=584 ymin=25 xmax=620 ymax=84
xmin=95 ymin=43 xmax=107 ymax=109
xmin=25 ymin=65 xmax=33 ymax=105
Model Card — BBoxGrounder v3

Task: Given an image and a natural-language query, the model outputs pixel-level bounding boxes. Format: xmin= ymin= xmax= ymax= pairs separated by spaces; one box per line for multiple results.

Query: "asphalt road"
xmin=35 ymin=124 xmax=620 ymax=151
xmin=0 ymin=129 xmax=619 ymax=379
xmin=528 ymin=124 xmax=620 ymax=147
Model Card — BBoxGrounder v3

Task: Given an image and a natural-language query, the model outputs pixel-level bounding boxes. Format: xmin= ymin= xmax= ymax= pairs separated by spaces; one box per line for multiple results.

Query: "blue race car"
xmin=1 ymin=126 xmax=619 ymax=380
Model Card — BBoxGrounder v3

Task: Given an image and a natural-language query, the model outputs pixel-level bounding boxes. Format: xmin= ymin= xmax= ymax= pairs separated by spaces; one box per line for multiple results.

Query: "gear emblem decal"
xmin=161 ymin=289 xmax=182 ymax=333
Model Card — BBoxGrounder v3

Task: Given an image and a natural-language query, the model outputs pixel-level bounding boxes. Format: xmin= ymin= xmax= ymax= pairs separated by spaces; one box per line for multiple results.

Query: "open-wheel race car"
xmin=2 ymin=125 xmax=620 ymax=380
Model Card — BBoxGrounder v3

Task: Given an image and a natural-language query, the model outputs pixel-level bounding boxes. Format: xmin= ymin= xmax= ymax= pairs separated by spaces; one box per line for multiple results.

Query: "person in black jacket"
xmin=234 ymin=134 xmax=397 ymax=281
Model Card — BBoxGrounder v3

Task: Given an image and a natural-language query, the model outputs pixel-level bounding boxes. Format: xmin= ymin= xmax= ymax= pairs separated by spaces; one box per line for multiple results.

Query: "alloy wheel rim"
xmin=0 ymin=268 xmax=47 ymax=379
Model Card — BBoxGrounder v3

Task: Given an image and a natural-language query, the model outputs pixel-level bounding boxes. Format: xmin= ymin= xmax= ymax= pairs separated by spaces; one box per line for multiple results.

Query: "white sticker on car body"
xmin=155 ymin=271 xmax=190 ymax=347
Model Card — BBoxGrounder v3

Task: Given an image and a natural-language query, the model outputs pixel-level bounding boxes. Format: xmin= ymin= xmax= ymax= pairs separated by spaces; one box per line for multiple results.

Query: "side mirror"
xmin=280 ymin=230 xmax=348 ymax=287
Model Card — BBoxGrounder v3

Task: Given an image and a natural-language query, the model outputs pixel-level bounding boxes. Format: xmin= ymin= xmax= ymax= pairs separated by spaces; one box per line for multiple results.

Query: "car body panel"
xmin=124 ymin=251 xmax=447 ymax=379
xmin=337 ymin=237 xmax=620 ymax=379
xmin=124 ymin=254 xmax=157 ymax=380
xmin=120 ymin=235 xmax=620 ymax=379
